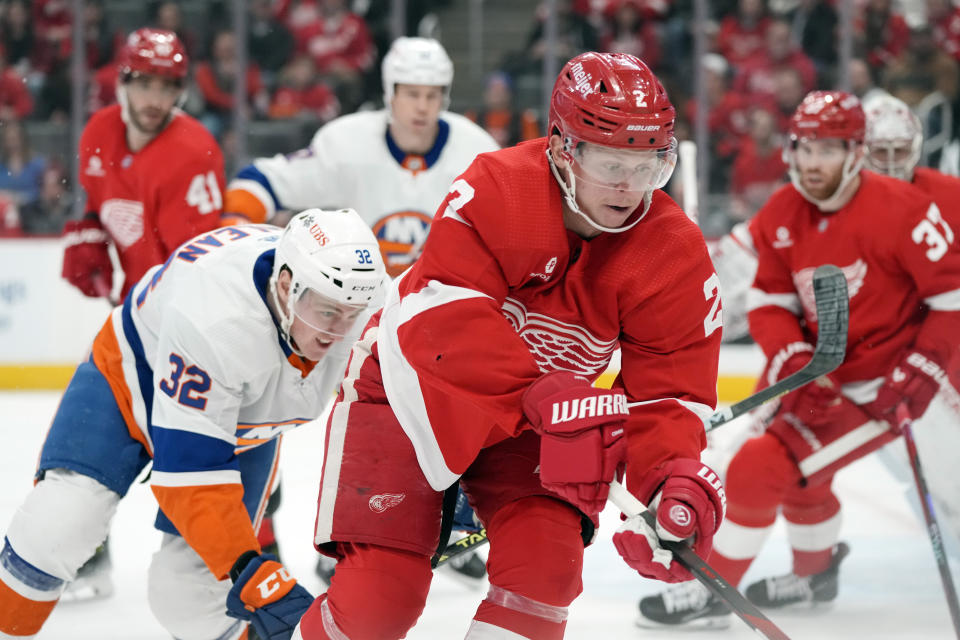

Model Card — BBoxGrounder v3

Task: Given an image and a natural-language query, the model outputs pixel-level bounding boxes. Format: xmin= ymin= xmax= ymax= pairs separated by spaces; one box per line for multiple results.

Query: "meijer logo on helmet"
xmin=570 ymin=62 xmax=594 ymax=98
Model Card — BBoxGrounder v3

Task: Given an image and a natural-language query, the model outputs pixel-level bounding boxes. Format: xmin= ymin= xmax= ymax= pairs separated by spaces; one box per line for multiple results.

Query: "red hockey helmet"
xmin=117 ymin=28 xmax=188 ymax=81
xmin=788 ymin=90 xmax=865 ymax=145
xmin=549 ymin=52 xmax=676 ymax=151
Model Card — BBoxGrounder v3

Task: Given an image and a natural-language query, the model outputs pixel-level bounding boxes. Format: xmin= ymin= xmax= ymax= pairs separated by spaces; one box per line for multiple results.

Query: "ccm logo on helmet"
xmin=570 ymin=62 xmax=594 ymax=98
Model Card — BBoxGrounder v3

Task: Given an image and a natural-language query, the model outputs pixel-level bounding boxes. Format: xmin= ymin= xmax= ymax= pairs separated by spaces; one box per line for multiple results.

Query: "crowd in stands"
xmin=2 ymin=0 xmax=960 ymax=236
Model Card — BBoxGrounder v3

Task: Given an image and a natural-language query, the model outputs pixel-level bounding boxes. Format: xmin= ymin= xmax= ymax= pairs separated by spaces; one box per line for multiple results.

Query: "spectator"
xmin=249 ymin=0 xmax=294 ymax=82
xmin=735 ymin=19 xmax=818 ymax=103
xmin=883 ymin=24 xmax=959 ymax=108
xmin=88 ymin=61 xmax=117 ymax=114
xmin=857 ymin=0 xmax=910 ymax=73
xmin=0 ymin=56 xmax=32 ymax=120
xmin=771 ymin=66 xmax=807 ymax=130
xmin=35 ymin=56 xmax=70 ymax=122
xmin=149 ymin=1 xmax=198 ymax=57
xmin=730 ymin=105 xmax=787 ymax=220
xmin=296 ymin=0 xmax=376 ymax=111
xmin=600 ymin=0 xmax=662 ymax=70
xmin=19 ymin=164 xmax=70 ymax=235
xmin=848 ymin=57 xmax=886 ymax=103
xmin=79 ymin=0 xmax=118 ymax=70
xmin=684 ymin=53 xmax=749 ymax=189
xmin=268 ymin=54 xmax=340 ymax=122
xmin=194 ymin=29 xmax=268 ymax=138
xmin=0 ymin=120 xmax=46 ymax=207
xmin=508 ymin=0 xmax=600 ymax=77
xmin=0 ymin=0 xmax=34 ymax=76
xmin=30 ymin=0 xmax=70 ymax=74
xmin=783 ymin=0 xmax=838 ymax=80
xmin=928 ymin=0 xmax=960 ymax=62
xmin=465 ymin=71 xmax=540 ymax=147
xmin=716 ymin=0 xmax=769 ymax=66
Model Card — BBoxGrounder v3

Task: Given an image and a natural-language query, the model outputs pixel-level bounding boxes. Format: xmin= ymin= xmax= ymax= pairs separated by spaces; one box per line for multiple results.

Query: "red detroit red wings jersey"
xmin=80 ymin=104 xmax=226 ymax=296
xmin=748 ymin=171 xmax=960 ymax=387
xmin=376 ymin=139 xmax=722 ymax=492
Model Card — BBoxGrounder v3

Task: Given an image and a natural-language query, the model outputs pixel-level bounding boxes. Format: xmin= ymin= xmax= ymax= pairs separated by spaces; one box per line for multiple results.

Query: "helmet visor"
xmin=570 ymin=142 xmax=677 ymax=192
xmin=293 ymin=287 xmax=368 ymax=339
xmin=864 ymin=140 xmax=916 ymax=179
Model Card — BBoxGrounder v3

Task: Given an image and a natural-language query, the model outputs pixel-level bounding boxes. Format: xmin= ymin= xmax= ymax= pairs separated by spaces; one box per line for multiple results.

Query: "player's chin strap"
xmin=788 ymin=146 xmax=864 ymax=213
xmin=268 ymin=275 xmax=307 ymax=358
xmin=546 ymin=147 xmax=652 ymax=234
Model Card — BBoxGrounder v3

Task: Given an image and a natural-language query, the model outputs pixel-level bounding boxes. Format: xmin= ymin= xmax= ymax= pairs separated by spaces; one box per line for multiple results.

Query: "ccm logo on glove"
xmin=255 ymin=566 xmax=294 ymax=601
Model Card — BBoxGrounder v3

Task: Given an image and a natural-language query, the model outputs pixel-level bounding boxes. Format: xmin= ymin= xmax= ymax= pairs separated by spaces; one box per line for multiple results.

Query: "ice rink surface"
xmin=2 ymin=390 xmax=958 ymax=639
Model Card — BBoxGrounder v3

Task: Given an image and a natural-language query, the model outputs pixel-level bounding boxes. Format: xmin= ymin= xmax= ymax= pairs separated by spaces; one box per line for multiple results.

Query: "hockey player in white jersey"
xmin=225 ymin=36 xmax=498 ymax=584
xmin=0 ymin=209 xmax=386 ymax=640
xmin=224 ymin=36 xmax=500 ymax=278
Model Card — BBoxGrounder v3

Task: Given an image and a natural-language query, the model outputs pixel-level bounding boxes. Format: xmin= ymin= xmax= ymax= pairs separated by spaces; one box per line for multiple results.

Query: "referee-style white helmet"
xmin=271 ymin=209 xmax=386 ymax=351
xmin=382 ymin=37 xmax=454 ymax=108
xmin=863 ymin=93 xmax=923 ymax=181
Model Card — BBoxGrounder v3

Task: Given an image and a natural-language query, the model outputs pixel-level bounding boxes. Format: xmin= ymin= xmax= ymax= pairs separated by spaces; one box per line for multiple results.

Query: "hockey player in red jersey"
xmin=639 ymin=90 xmax=960 ymax=628
xmin=293 ymin=52 xmax=726 ymax=640
xmin=61 ymin=27 xmax=225 ymax=301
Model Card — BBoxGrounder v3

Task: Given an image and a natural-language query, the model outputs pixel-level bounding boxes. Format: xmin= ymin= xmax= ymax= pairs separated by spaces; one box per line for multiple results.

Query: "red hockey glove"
xmin=62 ymin=218 xmax=113 ymax=298
xmin=612 ymin=459 xmax=725 ymax=582
xmin=226 ymin=551 xmax=314 ymax=640
xmin=522 ymin=371 xmax=628 ymax=516
xmin=865 ymin=349 xmax=944 ymax=429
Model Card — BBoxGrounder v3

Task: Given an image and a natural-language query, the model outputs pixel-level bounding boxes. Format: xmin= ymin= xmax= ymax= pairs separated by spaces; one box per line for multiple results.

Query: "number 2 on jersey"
xmin=159 ymin=353 xmax=212 ymax=410
xmin=703 ymin=273 xmax=722 ymax=337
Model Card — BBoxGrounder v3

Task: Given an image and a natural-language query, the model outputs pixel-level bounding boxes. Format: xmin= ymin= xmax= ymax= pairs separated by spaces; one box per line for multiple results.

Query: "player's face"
xmin=554 ymin=139 xmax=666 ymax=232
xmin=866 ymin=141 xmax=913 ymax=178
xmin=289 ymin=288 xmax=366 ymax=361
xmin=390 ymin=84 xmax=444 ymax=136
xmin=793 ymin=138 xmax=850 ymax=200
xmin=124 ymin=74 xmax=182 ymax=134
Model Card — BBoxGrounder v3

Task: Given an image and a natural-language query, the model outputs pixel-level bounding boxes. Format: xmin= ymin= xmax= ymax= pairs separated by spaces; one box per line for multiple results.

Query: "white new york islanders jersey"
xmin=225 ymin=110 xmax=499 ymax=276
xmin=90 ymin=224 xmax=367 ymax=577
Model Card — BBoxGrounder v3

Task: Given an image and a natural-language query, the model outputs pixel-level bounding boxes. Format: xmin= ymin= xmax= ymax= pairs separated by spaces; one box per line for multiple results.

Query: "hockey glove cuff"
xmin=226 ymin=551 xmax=314 ymax=640
xmin=865 ymin=349 xmax=944 ymax=428
xmin=62 ymin=217 xmax=113 ymax=298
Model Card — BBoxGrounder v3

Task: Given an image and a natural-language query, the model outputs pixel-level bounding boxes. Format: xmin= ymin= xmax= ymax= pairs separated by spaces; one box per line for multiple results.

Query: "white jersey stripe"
xmin=746 ymin=288 xmax=802 ymax=315
xmin=925 ymin=286 xmax=960 ymax=311
xmin=150 ymin=469 xmax=242 ymax=487
xmin=797 ymin=419 xmax=889 ymax=477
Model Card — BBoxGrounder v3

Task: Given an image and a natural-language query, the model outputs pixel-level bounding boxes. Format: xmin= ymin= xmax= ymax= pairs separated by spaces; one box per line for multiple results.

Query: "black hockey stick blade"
xmin=706 ymin=263 xmax=849 ymax=432
xmin=608 ymin=481 xmax=792 ymax=640
xmin=898 ymin=407 xmax=960 ymax=638
xmin=433 ymin=529 xmax=488 ymax=568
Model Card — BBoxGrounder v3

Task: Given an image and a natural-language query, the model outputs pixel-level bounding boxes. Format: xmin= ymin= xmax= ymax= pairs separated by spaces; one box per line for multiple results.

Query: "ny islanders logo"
xmin=372 ymin=211 xmax=432 ymax=277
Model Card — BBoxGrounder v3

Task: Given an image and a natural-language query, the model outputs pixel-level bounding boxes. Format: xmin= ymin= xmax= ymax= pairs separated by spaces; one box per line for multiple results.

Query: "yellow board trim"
xmin=594 ymin=372 xmax=757 ymax=404
xmin=0 ymin=365 xmax=76 ymax=390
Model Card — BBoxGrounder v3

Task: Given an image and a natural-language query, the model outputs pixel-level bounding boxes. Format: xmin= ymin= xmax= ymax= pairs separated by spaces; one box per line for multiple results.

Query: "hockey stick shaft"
xmin=678 ymin=140 xmax=699 ymax=224
xmin=608 ymin=480 xmax=792 ymax=640
xmin=434 ymin=529 xmax=487 ymax=568
xmin=897 ymin=405 xmax=960 ymax=638
xmin=705 ymin=263 xmax=849 ymax=432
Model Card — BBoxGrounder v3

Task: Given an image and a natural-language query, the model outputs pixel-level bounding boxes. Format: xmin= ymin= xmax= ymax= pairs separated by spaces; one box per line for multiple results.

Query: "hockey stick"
xmin=704 ymin=263 xmax=849 ymax=433
xmin=608 ymin=480 xmax=792 ymax=640
xmin=435 ymin=265 xmax=849 ymax=571
xmin=678 ymin=140 xmax=699 ymax=224
xmin=896 ymin=404 xmax=960 ymax=638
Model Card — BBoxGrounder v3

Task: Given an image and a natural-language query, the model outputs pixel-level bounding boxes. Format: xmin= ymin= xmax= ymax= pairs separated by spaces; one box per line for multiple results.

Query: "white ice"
xmin=1 ymin=390 xmax=958 ymax=639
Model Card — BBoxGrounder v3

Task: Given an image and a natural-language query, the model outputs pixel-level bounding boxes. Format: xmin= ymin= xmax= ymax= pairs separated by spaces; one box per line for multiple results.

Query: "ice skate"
xmin=60 ymin=540 xmax=114 ymax=603
xmin=745 ymin=541 xmax=850 ymax=608
xmin=636 ymin=580 xmax=732 ymax=629
xmin=440 ymin=548 xmax=487 ymax=588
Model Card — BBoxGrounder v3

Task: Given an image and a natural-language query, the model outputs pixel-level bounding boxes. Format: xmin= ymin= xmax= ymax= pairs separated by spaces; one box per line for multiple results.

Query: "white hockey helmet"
xmin=270 ymin=209 xmax=386 ymax=353
xmin=382 ymin=37 xmax=454 ymax=108
xmin=863 ymin=93 xmax=923 ymax=181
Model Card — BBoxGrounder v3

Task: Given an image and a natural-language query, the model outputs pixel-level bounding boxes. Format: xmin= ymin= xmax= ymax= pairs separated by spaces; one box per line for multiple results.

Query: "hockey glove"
xmin=453 ymin=489 xmax=483 ymax=533
xmin=865 ymin=349 xmax=944 ymax=428
xmin=62 ymin=218 xmax=113 ymax=298
xmin=226 ymin=551 xmax=314 ymax=640
xmin=522 ymin=371 xmax=628 ymax=516
xmin=612 ymin=459 xmax=725 ymax=582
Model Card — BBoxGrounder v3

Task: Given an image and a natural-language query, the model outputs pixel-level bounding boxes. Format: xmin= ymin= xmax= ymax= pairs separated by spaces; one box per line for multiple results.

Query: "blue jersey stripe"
xmin=235 ymin=165 xmax=283 ymax=211
xmin=150 ymin=426 xmax=239 ymax=474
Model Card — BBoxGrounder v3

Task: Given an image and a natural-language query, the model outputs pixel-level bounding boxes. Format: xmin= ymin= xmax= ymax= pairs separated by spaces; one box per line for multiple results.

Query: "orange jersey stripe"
xmin=151 ymin=484 xmax=260 ymax=580
xmin=224 ymin=189 xmax=269 ymax=224
xmin=91 ymin=317 xmax=153 ymax=456
xmin=0 ymin=577 xmax=59 ymax=636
